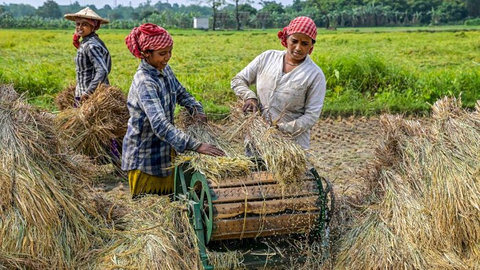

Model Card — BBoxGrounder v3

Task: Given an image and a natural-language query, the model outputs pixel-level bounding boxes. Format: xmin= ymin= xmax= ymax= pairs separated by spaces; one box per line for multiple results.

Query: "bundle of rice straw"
xmin=0 ymin=84 xmax=106 ymax=268
xmin=227 ymin=103 xmax=308 ymax=186
xmin=54 ymin=83 xmax=76 ymax=110
xmin=55 ymin=84 xmax=128 ymax=161
xmin=175 ymin=110 xmax=254 ymax=183
xmin=95 ymin=195 xmax=201 ymax=270
xmin=335 ymin=97 xmax=480 ymax=269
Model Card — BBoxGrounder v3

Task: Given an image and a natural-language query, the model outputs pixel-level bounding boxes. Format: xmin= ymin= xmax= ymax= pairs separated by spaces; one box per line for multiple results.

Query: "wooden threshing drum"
xmin=196 ymin=171 xmax=322 ymax=241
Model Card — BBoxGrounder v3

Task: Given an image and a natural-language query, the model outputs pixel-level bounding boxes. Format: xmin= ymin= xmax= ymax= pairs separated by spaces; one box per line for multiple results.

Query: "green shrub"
xmin=464 ymin=18 xmax=480 ymax=26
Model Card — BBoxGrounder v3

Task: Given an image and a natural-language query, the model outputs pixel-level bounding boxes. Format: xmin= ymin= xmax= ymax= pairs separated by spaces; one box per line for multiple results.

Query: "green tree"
xmin=60 ymin=1 xmax=82 ymax=14
xmin=305 ymin=0 xmax=336 ymax=27
xmin=154 ymin=1 xmax=173 ymax=11
xmin=465 ymin=0 xmax=480 ymax=17
xmin=195 ymin=0 xmax=226 ymax=30
xmin=36 ymin=0 xmax=62 ymax=19
xmin=437 ymin=0 xmax=466 ymax=23
xmin=4 ymin=3 xmax=36 ymax=17
xmin=231 ymin=0 xmax=253 ymax=30
xmin=239 ymin=3 xmax=257 ymax=15
xmin=259 ymin=1 xmax=285 ymax=14
xmin=288 ymin=0 xmax=305 ymax=12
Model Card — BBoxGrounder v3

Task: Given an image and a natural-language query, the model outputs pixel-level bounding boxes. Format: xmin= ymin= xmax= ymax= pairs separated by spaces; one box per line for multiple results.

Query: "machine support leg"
xmin=190 ymin=201 xmax=213 ymax=270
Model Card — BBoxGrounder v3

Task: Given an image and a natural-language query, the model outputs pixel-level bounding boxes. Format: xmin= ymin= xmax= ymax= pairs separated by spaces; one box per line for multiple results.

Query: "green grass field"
xmin=0 ymin=26 xmax=479 ymax=117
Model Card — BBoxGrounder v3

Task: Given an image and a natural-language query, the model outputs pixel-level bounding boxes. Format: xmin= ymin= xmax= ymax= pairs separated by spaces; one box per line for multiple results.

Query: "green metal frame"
xmin=310 ymin=167 xmax=334 ymax=262
xmin=174 ymin=162 xmax=335 ymax=269
xmin=189 ymin=172 xmax=214 ymax=243
xmin=174 ymin=163 xmax=214 ymax=270
xmin=189 ymin=200 xmax=213 ymax=270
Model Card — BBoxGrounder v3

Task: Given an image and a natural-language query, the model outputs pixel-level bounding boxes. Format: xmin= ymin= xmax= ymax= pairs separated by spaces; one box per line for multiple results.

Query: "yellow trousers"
xmin=128 ymin=170 xmax=174 ymax=198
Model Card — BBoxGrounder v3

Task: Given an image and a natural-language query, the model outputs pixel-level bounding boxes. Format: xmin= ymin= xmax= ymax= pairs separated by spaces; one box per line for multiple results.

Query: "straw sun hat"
xmin=64 ymin=7 xmax=109 ymax=24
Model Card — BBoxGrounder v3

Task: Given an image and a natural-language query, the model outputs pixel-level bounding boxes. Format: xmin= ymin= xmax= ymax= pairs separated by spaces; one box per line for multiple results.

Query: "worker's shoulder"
xmin=253 ymin=50 xmax=284 ymax=64
xmin=306 ymin=57 xmax=325 ymax=75
xmin=259 ymin=49 xmax=283 ymax=58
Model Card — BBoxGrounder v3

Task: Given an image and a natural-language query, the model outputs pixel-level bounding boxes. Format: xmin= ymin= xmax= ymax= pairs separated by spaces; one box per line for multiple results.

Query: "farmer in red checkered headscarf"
xmin=232 ymin=16 xmax=326 ymax=151
xmin=122 ymin=23 xmax=225 ymax=199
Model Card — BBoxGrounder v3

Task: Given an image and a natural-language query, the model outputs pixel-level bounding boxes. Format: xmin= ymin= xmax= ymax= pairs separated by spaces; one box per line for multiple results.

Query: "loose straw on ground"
xmin=95 ymin=195 xmax=201 ymax=270
xmin=335 ymin=96 xmax=480 ymax=269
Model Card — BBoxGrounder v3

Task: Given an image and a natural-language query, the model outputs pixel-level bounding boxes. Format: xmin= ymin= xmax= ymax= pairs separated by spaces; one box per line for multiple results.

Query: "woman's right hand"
xmin=242 ymin=98 xmax=259 ymax=113
xmin=196 ymin=143 xmax=225 ymax=157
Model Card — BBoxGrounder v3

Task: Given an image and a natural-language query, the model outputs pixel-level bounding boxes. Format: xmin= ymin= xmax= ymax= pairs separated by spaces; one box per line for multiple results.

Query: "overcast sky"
xmin=1 ymin=0 xmax=293 ymax=9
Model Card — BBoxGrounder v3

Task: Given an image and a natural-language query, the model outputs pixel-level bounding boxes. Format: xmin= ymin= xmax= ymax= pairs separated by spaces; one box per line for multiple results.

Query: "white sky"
xmin=1 ymin=0 xmax=294 ymax=9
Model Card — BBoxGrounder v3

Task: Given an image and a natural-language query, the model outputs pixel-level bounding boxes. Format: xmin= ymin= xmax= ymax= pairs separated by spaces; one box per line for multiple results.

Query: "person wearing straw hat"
xmin=231 ymin=16 xmax=326 ymax=150
xmin=64 ymin=7 xmax=111 ymax=107
xmin=123 ymin=23 xmax=225 ymax=198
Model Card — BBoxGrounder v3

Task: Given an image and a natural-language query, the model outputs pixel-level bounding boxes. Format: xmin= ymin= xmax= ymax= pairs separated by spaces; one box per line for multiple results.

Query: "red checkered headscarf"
xmin=125 ymin=23 xmax=174 ymax=59
xmin=277 ymin=16 xmax=317 ymax=54
xmin=73 ymin=18 xmax=101 ymax=49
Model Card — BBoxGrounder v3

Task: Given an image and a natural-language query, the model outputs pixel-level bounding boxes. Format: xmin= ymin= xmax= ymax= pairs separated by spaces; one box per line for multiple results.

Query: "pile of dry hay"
xmin=95 ymin=194 xmax=202 ymax=270
xmin=335 ymin=97 xmax=480 ymax=269
xmin=54 ymin=83 xmax=75 ymax=110
xmin=55 ymin=84 xmax=128 ymax=162
xmin=227 ymin=103 xmax=308 ymax=186
xmin=0 ymin=84 xmax=106 ymax=268
xmin=1 ymin=85 xmax=206 ymax=269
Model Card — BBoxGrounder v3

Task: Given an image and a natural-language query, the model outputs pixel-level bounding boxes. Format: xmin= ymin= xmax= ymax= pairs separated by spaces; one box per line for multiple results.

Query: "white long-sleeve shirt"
xmin=231 ymin=50 xmax=326 ymax=149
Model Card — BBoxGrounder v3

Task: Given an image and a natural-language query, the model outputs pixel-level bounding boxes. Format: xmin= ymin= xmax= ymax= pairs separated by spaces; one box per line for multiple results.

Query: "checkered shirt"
xmin=121 ymin=60 xmax=203 ymax=177
xmin=75 ymin=33 xmax=111 ymax=97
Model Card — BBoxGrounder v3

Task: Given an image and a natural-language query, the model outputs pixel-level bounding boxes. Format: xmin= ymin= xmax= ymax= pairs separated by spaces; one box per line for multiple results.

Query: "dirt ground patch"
xmin=310 ymin=116 xmax=383 ymax=198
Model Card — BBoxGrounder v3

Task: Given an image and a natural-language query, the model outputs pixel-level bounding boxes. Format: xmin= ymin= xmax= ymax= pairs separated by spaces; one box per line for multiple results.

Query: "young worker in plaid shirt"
xmin=232 ymin=17 xmax=326 ymax=150
xmin=123 ymin=23 xmax=225 ymax=198
xmin=64 ymin=7 xmax=111 ymax=107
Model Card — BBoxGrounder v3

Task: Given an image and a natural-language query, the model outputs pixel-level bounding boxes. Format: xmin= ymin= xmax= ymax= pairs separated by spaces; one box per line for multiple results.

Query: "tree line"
xmin=0 ymin=0 xmax=479 ymax=30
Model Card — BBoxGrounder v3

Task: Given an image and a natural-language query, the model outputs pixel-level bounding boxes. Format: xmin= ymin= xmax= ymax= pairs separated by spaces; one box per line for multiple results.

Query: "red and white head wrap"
xmin=277 ymin=16 xmax=317 ymax=53
xmin=125 ymin=23 xmax=174 ymax=59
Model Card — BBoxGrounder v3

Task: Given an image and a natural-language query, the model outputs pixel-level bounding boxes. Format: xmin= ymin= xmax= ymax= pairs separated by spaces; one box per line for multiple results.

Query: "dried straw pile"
xmin=95 ymin=195 xmax=201 ymax=270
xmin=0 ymin=84 xmax=105 ymax=268
xmin=55 ymin=84 xmax=128 ymax=160
xmin=228 ymin=103 xmax=308 ymax=186
xmin=54 ymin=83 xmax=76 ymax=110
xmin=335 ymin=97 xmax=480 ymax=269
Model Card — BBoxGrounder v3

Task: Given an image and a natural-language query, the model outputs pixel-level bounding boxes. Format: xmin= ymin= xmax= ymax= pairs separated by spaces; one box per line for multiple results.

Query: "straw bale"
xmin=55 ymin=84 xmax=128 ymax=161
xmin=335 ymin=97 xmax=480 ymax=269
xmin=54 ymin=83 xmax=76 ymax=110
xmin=0 ymin=84 xmax=106 ymax=269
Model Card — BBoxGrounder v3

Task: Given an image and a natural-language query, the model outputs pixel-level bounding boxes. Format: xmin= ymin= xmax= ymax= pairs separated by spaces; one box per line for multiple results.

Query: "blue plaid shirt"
xmin=121 ymin=60 xmax=203 ymax=177
xmin=75 ymin=33 xmax=111 ymax=97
